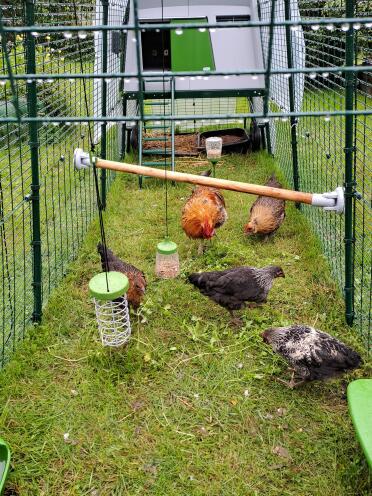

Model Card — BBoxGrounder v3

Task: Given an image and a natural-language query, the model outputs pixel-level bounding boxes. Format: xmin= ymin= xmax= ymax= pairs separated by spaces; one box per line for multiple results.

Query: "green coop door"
xmin=170 ymin=19 xmax=215 ymax=72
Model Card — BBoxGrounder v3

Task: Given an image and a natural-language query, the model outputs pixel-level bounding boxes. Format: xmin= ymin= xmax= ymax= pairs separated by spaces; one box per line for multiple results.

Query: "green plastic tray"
xmin=0 ymin=438 xmax=10 ymax=495
xmin=347 ymin=379 xmax=372 ymax=468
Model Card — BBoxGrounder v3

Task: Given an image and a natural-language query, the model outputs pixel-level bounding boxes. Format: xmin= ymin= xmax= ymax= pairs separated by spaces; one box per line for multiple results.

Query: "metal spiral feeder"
xmin=89 ymin=271 xmax=131 ymax=347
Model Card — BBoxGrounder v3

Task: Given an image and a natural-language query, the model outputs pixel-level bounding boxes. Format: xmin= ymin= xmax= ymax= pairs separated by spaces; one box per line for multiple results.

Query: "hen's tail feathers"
xmin=200 ymin=169 xmax=212 ymax=177
xmin=265 ymin=174 xmax=283 ymax=189
xmin=97 ymin=242 xmax=115 ymax=270
xmin=346 ymin=349 xmax=363 ymax=369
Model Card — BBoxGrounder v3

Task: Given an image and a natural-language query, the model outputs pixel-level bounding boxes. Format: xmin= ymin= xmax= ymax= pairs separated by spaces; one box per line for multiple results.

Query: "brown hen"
xmin=181 ymin=173 xmax=227 ymax=254
xmin=244 ymin=174 xmax=285 ymax=241
xmin=97 ymin=243 xmax=147 ymax=310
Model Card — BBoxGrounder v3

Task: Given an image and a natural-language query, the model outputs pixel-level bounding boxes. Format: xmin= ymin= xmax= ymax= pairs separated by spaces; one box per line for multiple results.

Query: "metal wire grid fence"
xmin=0 ymin=0 xmax=124 ymax=367
xmin=140 ymin=97 xmax=250 ymax=132
xmin=0 ymin=0 xmax=371 ymax=366
xmin=353 ymin=0 xmax=371 ymax=349
xmin=259 ymin=0 xmax=371 ymax=349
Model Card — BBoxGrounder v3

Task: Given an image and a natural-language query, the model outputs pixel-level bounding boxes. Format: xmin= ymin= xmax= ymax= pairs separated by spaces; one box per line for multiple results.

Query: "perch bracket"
xmin=74 ymin=148 xmax=93 ymax=170
xmin=311 ymin=187 xmax=344 ymax=214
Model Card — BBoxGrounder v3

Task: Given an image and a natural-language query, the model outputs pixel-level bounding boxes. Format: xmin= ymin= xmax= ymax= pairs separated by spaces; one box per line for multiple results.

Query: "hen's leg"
xmin=246 ymin=302 xmax=262 ymax=309
xmin=197 ymin=240 xmax=204 ymax=256
xmin=263 ymin=233 xmax=275 ymax=243
xmin=228 ymin=309 xmax=243 ymax=327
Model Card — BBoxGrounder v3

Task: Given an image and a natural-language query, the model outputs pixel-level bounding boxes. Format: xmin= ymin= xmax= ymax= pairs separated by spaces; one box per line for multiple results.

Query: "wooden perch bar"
xmin=95 ymin=158 xmax=313 ymax=205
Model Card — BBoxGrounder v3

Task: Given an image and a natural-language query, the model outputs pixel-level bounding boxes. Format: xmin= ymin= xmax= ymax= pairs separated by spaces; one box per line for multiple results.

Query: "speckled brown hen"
xmin=97 ymin=243 xmax=147 ymax=310
xmin=244 ymin=174 xmax=285 ymax=241
xmin=182 ymin=172 xmax=227 ymax=255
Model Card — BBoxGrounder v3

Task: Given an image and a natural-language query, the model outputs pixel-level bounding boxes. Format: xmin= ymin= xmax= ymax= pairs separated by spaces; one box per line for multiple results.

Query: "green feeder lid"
xmin=89 ymin=271 xmax=129 ymax=301
xmin=157 ymin=238 xmax=178 ymax=255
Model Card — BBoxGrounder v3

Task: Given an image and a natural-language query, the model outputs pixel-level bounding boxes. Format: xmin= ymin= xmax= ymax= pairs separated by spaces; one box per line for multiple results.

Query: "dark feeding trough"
xmin=130 ymin=125 xmax=263 ymax=158
xmin=197 ymin=127 xmax=259 ymax=155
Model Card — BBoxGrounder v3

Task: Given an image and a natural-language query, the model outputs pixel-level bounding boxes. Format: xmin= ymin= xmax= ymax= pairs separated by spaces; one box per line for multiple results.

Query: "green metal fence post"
xmin=120 ymin=33 xmax=127 ymax=159
xmin=132 ymin=0 xmax=144 ymax=120
xmin=344 ymin=0 xmax=356 ymax=326
xmin=100 ymin=0 xmax=109 ymax=209
xmin=263 ymin=0 xmax=276 ymax=117
xmin=284 ymin=0 xmax=300 ymax=208
xmin=25 ymin=0 xmax=42 ymax=322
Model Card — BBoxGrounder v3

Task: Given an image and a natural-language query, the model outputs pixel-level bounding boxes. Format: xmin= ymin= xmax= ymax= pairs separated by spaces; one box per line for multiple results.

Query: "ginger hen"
xmin=97 ymin=243 xmax=147 ymax=310
xmin=244 ymin=174 xmax=285 ymax=241
xmin=182 ymin=171 xmax=227 ymax=255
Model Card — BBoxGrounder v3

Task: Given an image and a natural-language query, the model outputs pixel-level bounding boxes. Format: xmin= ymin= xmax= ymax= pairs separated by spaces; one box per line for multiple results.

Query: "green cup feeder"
xmin=205 ymin=136 xmax=222 ymax=177
xmin=88 ymin=271 xmax=131 ymax=347
xmin=155 ymin=238 xmax=180 ymax=279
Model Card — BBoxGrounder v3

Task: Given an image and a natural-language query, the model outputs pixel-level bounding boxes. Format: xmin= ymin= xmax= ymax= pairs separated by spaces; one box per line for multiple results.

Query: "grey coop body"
xmin=93 ymin=0 xmax=305 ymax=149
xmin=124 ymin=0 xmax=265 ymax=95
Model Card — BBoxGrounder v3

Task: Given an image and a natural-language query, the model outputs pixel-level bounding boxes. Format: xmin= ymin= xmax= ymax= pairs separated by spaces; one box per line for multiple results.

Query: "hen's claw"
xmin=274 ymin=371 xmax=304 ymax=389
xmin=230 ymin=317 xmax=243 ymax=327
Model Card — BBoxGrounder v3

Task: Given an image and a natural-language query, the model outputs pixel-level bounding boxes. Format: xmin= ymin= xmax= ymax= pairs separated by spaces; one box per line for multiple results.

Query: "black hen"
xmin=262 ymin=324 xmax=362 ymax=388
xmin=188 ymin=265 xmax=284 ymax=324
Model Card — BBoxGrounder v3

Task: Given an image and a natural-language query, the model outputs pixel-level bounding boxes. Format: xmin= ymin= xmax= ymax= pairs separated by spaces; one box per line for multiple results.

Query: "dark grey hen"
xmin=262 ymin=324 xmax=362 ymax=388
xmin=188 ymin=265 xmax=285 ymax=325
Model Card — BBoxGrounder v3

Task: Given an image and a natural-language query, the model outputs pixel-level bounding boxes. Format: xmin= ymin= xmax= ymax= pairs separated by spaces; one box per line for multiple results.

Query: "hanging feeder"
xmin=89 ymin=271 xmax=131 ymax=347
xmin=155 ymin=238 xmax=180 ymax=279
xmin=205 ymin=137 xmax=223 ymax=176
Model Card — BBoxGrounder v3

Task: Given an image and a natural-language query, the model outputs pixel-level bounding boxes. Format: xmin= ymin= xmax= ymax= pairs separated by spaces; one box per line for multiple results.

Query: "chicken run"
xmin=0 ymin=0 xmax=371 ymax=493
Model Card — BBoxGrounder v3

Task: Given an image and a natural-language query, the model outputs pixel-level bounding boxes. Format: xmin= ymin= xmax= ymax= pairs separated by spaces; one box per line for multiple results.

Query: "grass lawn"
xmin=0 ymin=152 xmax=371 ymax=495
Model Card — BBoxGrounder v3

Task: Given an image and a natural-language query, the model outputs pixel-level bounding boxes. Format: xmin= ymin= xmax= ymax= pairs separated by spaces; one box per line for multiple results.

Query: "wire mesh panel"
xmin=0 ymin=0 xmax=124 ymax=367
xmin=141 ymin=96 xmax=249 ymax=132
xmin=33 ymin=1 xmax=94 ymax=301
xmin=94 ymin=0 xmax=128 ymax=162
xmin=259 ymin=0 xmax=371 ymax=349
xmin=353 ymin=1 xmax=371 ymax=348
xmin=1 ymin=2 xmax=34 ymax=365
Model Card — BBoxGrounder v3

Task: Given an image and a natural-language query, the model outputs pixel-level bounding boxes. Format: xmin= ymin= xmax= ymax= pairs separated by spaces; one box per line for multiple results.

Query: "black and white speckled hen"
xmin=262 ymin=324 xmax=362 ymax=388
xmin=188 ymin=265 xmax=285 ymax=325
xmin=244 ymin=174 xmax=286 ymax=240
xmin=97 ymin=243 xmax=147 ymax=310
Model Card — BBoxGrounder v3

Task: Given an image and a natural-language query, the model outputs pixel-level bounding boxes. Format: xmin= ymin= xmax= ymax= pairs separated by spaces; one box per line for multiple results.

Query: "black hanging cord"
xmin=160 ymin=0 xmax=169 ymax=238
xmin=72 ymin=0 xmax=95 ymax=153
xmin=73 ymin=0 xmax=109 ymax=291
xmin=93 ymin=162 xmax=110 ymax=292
